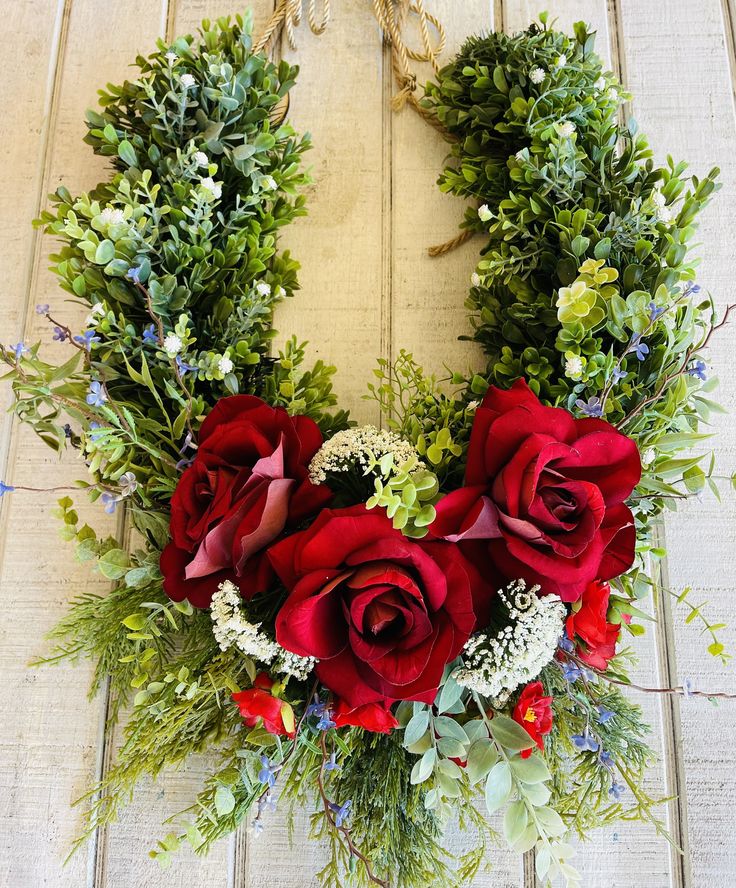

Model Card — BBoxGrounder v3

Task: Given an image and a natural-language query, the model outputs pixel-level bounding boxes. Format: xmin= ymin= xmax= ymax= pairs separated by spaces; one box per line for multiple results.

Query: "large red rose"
xmin=269 ymin=505 xmax=482 ymax=708
xmin=431 ymin=380 xmax=641 ymax=601
xmin=566 ymin=580 xmax=621 ymax=670
xmin=161 ymin=395 xmax=331 ymax=607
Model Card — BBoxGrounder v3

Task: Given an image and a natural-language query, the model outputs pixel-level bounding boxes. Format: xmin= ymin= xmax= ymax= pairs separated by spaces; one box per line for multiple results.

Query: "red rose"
xmin=232 ymin=673 xmax=296 ymax=737
xmin=566 ymin=580 xmax=621 ymax=670
xmin=270 ymin=505 xmax=481 ymax=708
xmin=432 ymin=380 xmax=640 ymax=601
xmin=332 ymin=699 xmax=399 ymax=734
xmin=512 ymin=681 xmax=553 ymax=759
xmin=161 ymin=395 xmax=332 ymax=607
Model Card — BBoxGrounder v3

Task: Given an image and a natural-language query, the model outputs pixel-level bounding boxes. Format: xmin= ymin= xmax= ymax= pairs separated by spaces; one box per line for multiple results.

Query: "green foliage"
xmin=365 ymin=452 xmax=439 ymax=537
xmin=423 ymin=17 xmax=725 ymax=522
xmin=2 ymin=13 xmax=342 ymax=509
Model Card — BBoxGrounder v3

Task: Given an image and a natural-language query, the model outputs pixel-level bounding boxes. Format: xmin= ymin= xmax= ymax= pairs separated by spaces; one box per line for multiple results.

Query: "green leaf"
xmin=466 ymin=739 xmax=498 ymax=785
xmin=489 ymin=715 xmax=535 ymax=752
xmin=122 ymin=613 xmax=147 ymax=631
xmin=94 ymin=239 xmax=115 ymax=264
xmin=511 ymin=753 xmax=551 ymax=784
xmin=97 ymin=548 xmax=130 ymax=579
xmin=118 ymin=139 xmax=138 ymax=167
xmin=484 ymin=761 xmax=512 ymax=814
xmin=403 ymin=710 xmax=430 ymax=747
xmin=433 ymin=715 xmax=469 ymax=744
xmin=410 ymin=747 xmax=437 ymax=785
xmin=214 ymin=785 xmax=235 ymax=817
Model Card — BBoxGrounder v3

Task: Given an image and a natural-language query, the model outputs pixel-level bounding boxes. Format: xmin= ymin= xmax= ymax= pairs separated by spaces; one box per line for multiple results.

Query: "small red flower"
xmin=232 ymin=672 xmax=296 ymax=738
xmin=566 ymin=579 xmax=621 ymax=670
xmin=332 ymin=699 xmax=399 ymax=734
xmin=512 ymin=681 xmax=553 ymax=759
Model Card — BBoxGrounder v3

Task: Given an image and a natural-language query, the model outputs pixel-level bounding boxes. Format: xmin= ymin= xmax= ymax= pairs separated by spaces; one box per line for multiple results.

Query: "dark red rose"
xmin=432 ymin=380 xmax=641 ymax=602
xmin=512 ymin=681 xmax=553 ymax=759
xmin=332 ymin=699 xmax=399 ymax=734
xmin=161 ymin=395 xmax=332 ymax=607
xmin=270 ymin=505 xmax=481 ymax=709
xmin=232 ymin=673 xmax=296 ymax=737
xmin=566 ymin=580 xmax=621 ymax=670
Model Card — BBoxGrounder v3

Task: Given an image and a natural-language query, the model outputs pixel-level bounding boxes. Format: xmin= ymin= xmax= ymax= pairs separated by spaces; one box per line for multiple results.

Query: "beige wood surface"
xmin=0 ymin=2 xmax=734 ymax=887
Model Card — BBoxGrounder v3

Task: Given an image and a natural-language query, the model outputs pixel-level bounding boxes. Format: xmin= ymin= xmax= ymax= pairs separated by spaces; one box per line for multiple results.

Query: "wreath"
xmin=4 ymin=10 xmax=734 ymax=888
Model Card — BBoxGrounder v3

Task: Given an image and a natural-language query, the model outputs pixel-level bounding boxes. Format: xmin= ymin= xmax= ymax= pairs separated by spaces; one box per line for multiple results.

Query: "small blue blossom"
xmin=258 ymin=755 xmax=279 ymax=789
xmin=176 ymin=355 xmax=198 ymax=376
xmin=63 ymin=424 xmax=73 ymax=439
xmin=176 ymin=457 xmax=195 ymax=472
xmin=53 ymin=326 xmax=68 ymax=342
xmin=558 ymin=634 xmax=574 ymax=653
xmin=10 ymin=342 xmax=29 ymax=362
xmin=100 ymin=492 xmax=118 ymax=514
xmin=35 ymin=303 xmax=50 ymax=315
xmin=179 ymin=431 xmax=196 ymax=455
xmin=86 ymin=380 xmax=107 ymax=408
xmin=142 ymin=324 xmax=158 ymax=345
xmin=561 ymin=660 xmax=582 ymax=682
xmin=597 ymin=705 xmax=615 ymax=724
xmin=88 ymin=421 xmax=105 ymax=442
xmin=599 ymin=750 xmax=615 ymax=769
xmin=307 ymin=698 xmax=336 ymax=730
xmin=683 ymin=281 xmax=701 ymax=297
xmin=74 ymin=329 xmax=101 ymax=352
xmin=575 ymin=396 xmax=603 ymax=418
xmin=328 ymin=799 xmax=352 ymax=828
xmin=324 ymin=751 xmax=341 ymax=773
xmin=648 ymin=301 xmax=666 ymax=321
xmin=572 ymin=727 xmax=599 ymax=753
xmin=126 ymin=265 xmax=142 ymax=284
xmin=0 ymin=481 xmax=15 ymax=497
xmin=317 ymin=710 xmax=336 ymax=731
xmin=682 ymin=677 xmax=694 ymax=699
xmin=630 ymin=334 xmax=649 ymax=361
xmin=687 ymin=359 xmax=707 ymax=381
xmin=612 ymin=365 xmax=627 ymax=383
xmin=609 ymin=781 xmax=625 ymax=801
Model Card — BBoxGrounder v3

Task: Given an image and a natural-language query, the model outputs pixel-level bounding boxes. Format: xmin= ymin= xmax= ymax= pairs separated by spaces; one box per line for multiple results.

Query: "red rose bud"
xmin=512 ymin=681 xmax=553 ymax=759
xmin=232 ymin=672 xmax=296 ymax=738
xmin=431 ymin=379 xmax=641 ymax=602
xmin=332 ymin=699 xmax=399 ymax=734
xmin=270 ymin=505 xmax=486 ymax=709
xmin=566 ymin=579 xmax=622 ymax=670
xmin=160 ymin=395 xmax=332 ymax=607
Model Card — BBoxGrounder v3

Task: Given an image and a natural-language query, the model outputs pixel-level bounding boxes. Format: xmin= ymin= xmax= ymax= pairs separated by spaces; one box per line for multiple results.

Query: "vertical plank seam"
xmin=0 ymin=0 xmax=71 ymax=548
xmin=90 ymin=5 xmax=174 ymax=887
xmin=607 ymin=3 xmax=689 ymax=884
xmin=381 ymin=33 xmax=394 ymax=426
xmin=652 ymin=521 xmax=692 ymax=888
xmin=720 ymin=0 xmax=736 ymax=116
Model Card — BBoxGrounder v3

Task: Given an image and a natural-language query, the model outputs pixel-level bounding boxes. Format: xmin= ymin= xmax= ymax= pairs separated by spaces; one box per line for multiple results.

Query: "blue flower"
xmin=630 ymin=334 xmax=649 ymax=361
xmin=572 ymin=727 xmax=599 ymax=753
xmin=609 ymin=781 xmax=625 ymax=801
xmin=176 ymin=457 xmax=194 ymax=472
xmin=561 ymin=660 xmax=582 ymax=682
xmin=63 ymin=424 xmax=73 ymax=439
xmin=575 ymin=396 xmax=603 ymax=418
xmin=176 ymin=355 xmax=198 ymax=376
xmin=648 ymin=301 xmax=666 ymax=321
xmin=10 ymin=342 xmax=29 ymax=362
xmin=597 ymin=705 xmax=615 ymax=724
xmin=307 ymin=698 xmax=336 ymax=730
xmin=558 ymin=634 xmax=574 ymax=653
xmin=258 ymin=754 xmax=279 ymax=789
xmin=88 ymin=421 xmax=105 ymax=442
xmin=328 ymin=799 xmax=352 ymax=828
xmin=687 ymin=359 xmax=707 ymax=381
xmin=611 ymin=365 xmax=627 ymax=383
xmin=126 ymin=265 xmax=142 ymax=284
xmin=0 ymin=481 xmax=15 ymax=497
xmin=53 ymin=326 xmax=68 ymax=342
xmin=86 ymin=380 xmax=107 ymax=407
xmin=142 ymin=324 xmax=158 ymax=345
xmin=324 ymin=751 xmax=341 ymax=773
xmin=683 ymin=281 xmax=701 ymax=297
xmin=599 ymin=750 xmax=615 ymax=769
xmin=74 ymin=329 xmax=101 ymax=352
xmin=35 ymin=303 xmax=50 ymax=315
xmin=100 ymin=492 xmax=118 ymax=514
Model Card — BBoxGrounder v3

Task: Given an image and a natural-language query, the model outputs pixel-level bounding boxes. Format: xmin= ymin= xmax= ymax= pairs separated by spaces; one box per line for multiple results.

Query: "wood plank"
xmin=500 ymin=4 xmax=675 ymax=886
xmin=618 ymin=2 xmax=736 ymax=886
xmin=0 ymin=3 xmax=169 ymax=888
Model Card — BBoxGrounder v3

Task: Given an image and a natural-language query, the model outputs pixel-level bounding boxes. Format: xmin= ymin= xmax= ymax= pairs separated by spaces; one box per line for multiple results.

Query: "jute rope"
xmin=253 ymin=1 xmax=473 ymax=256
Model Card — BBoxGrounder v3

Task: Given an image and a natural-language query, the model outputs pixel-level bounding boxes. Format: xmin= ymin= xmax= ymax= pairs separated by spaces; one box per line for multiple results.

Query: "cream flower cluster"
xmin=308 ymin=425 xmax=421 ymax=485
xmin=210 ymin=581 xmax=315 ymax=680
xmin=454 ymin=580 xmax=566 ymax=704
